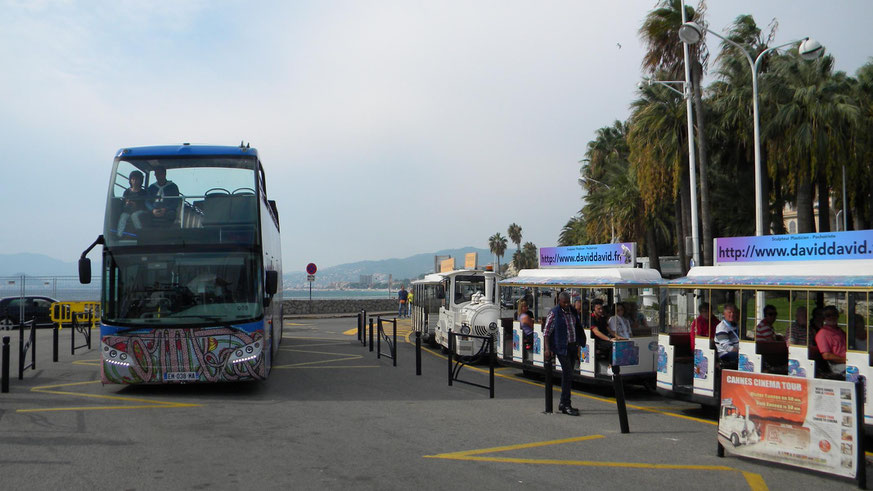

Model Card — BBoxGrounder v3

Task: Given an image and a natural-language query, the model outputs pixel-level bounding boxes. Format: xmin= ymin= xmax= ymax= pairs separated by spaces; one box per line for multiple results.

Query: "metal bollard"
xmin=18 ymin=321 xmax=24 ymax=380
xmin=447 ymin=331 xmax=453 ymax=386
xmin=544 ymin=358 xmax=554 ymax=413
xmin=489 ymin=337 xmax=495 ymax=399
xmin=415 ymin=331 xmax=421 ymax=376
xmin=2 ymin=336 xmax=9 ymax=393
xmin=392 ymin=318 xmax=397 ymax=367
xmin=377 ymin=318 xmax=382 ymax=359
xmin=612 ymin=365 xmax=630 ymax=433
xmin=369 ymin=317 xmax=374 ymax=352
xmin=53 ymin=324 xmax=59 ymax=362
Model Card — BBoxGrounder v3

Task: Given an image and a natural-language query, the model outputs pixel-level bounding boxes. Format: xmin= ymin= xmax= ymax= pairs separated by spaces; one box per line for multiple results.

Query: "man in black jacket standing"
xmin=543 ymin=291 xmax=585 ymax=416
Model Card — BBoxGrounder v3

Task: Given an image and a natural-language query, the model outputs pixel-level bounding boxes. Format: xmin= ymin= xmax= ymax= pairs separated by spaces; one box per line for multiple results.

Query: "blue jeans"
xmin=556 ymin=352 xmax=573 ymax=407
xmin=398 ymin=302 xmax=407 ymax=317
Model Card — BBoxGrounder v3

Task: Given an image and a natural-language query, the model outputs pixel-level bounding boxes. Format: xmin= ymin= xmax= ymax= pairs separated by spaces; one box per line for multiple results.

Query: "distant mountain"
xmin=0 ymin=253 xmax=78 ymax=277
xmin=284 ymin=247 xmax=493 ymax=287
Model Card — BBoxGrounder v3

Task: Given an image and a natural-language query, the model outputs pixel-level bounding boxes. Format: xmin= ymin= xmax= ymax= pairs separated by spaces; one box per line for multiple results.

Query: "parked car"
xmin=0 ymin=296 xmax=58 ymax=329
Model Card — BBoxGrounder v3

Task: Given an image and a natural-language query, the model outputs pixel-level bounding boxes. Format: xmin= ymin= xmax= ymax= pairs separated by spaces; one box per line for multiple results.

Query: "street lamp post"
xmin=579 ymin=176 xmax=616 ymax=243
xmin=679 ymin=21 xmax=823 ymax=237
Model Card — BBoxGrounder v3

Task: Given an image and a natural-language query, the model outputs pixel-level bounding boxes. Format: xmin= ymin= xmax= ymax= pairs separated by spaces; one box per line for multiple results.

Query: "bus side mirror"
xmin=265 ymin=270 xmax=279 ymax=295
xmin=79 ymin=258 xmax=92 ymax=284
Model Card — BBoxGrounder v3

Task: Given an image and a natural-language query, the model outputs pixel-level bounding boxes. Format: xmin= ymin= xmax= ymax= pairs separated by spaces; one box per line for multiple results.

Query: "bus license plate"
xmin=164 ymin=371 xmax=199 ymax=381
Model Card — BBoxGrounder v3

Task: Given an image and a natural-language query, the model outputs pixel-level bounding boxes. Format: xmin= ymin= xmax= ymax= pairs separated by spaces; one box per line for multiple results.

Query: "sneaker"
xmin=558 ymin=405 xmax=580 ymax=416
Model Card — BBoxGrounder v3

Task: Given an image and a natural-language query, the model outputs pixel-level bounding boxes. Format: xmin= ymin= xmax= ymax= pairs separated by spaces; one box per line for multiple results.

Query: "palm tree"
xmin=507 ymin=223 xmax=523 ymax=254
xmin=640 ymin=0 xmax=713 ymax=265
xmin=488 ymin=233 xmax=508 ymax=274
xmin=628 ymin=74 xmax=690 ymax=273
xmin=766 ymin=53 xmax=860 ymax=233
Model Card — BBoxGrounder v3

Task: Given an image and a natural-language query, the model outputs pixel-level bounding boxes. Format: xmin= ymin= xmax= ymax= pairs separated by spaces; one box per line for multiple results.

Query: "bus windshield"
xmin=105 ymin=156 xmax=260 ymax=246
xmin=102 ymin=251 xmax=261 ymax=326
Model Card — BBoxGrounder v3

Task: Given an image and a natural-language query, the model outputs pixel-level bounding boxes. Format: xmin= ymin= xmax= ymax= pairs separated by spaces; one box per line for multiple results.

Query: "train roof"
xmin=115 ymin=144 xmax=259 ymax=159
xmin=412 ymin=273 xmax=447 ymax=285
xmin=670 ymin=260 xmax=873 ymax=288
xmin=500 ymin=267 xmax=664 ymax=287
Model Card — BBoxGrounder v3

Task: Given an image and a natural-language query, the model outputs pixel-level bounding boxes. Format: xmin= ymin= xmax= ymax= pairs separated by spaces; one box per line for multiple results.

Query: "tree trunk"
xmin=692 ymin=62 xmax=713 ymax=265
xmin=816 ymin=171 xmax=830 ymax=233
xmin=771 ymin=171 xmax=786 ymax=235
xmin=645 ymin=220 xmax=661 ymax=273
xmin=796 ymin=175 xmax=815 ymax=234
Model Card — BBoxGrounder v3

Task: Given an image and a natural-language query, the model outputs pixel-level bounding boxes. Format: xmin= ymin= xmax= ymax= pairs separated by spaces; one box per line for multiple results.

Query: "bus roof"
xmin=115 ymin=145 xmax=258 ymax=159
xmin=500 ymin=267 xmax=664 ymax=287
xmin=671 ymin=260 xmax=873 ymax=288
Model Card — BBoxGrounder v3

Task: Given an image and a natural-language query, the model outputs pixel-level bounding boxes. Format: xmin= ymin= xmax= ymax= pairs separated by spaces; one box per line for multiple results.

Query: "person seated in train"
xmin=116 ymin=170 xmax=148 ymax=237
xmin=714 ymin=303 xmax=740 ymax=368
xmin=607 ymin=302 xmax=632 ymax=340
xmin=815 ymin=306 xmax=847 ymax=374
xmin=589 ymin=298 xmax=613 ymax=359
xmin=146 ymin=165 xmax=181 ymax=225
xmin=690 ymin=302 xmax=718 ymax=350
xmin=787 ymin=306 xmax=808 ymax=346
xmin=809 ymin=306 xmax=824 ymax=349
xmin=755 ymin=305 xmax=783 ymax=342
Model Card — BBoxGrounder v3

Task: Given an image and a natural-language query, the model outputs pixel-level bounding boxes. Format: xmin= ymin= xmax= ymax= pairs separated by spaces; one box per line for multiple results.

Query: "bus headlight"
xmin=103 ymin=343 xmax=131 ymax=367
xmin=228 ymin=340 xmax=262 ymax=365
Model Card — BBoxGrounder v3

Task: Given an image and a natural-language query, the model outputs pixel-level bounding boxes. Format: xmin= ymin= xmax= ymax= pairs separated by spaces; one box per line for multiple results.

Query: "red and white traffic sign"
xmin=306 ymin=263 xmax=317 ymax=275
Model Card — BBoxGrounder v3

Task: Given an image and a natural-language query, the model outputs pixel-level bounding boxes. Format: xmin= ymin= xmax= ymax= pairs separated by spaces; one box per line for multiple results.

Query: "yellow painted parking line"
xmin=425 ymin=434 xmax=766 ymax=490
xmin=72 ymin=359 xmax=101 ymax=366
xmin=17 ymin=380 xmax=201 ymax=413
xmin=342 ymin=328 xmax=358 ymax=335
xmin=286 ymin=322 xmax=312 ymax=326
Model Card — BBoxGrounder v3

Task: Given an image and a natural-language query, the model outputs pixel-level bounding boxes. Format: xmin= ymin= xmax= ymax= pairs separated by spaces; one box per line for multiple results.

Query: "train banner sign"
xmin=538 ymin=243 xmax=636 ymax=269
xmin=718 ymin=370 xmax=863 ymax=481
xmin=714 ymin=230 xmax=873 ymax=265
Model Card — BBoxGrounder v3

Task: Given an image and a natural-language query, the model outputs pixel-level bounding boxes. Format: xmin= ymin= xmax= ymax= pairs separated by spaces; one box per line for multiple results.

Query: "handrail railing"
xmin=447 ymin=329 xmax=495 ymax=398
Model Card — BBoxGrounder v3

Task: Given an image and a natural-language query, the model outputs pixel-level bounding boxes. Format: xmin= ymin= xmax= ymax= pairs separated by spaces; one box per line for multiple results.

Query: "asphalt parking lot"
xmin=0 ymin=318 xmax=866 ymax=490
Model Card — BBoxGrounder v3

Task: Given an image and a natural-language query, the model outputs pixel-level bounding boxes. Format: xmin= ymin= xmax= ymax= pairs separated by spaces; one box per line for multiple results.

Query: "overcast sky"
xmin=1 ymin=0 xmax=870 ymax=272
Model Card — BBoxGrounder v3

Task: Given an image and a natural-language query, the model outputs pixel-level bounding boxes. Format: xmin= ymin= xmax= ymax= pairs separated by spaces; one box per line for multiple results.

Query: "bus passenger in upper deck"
xmin=607 ymin=302 xmax=631 ymax=340
xmin=755 ymin=305 xmax=783 ymax=342
xmin=816 ymin=306 xmax=847 ymax=373
xmin=116 ymin=170 xmax=147 ymax=237
xmin=788 ymin=306 xmax=808 ymax=346
xmin=146 ymin=165 xmax=181 ymax=225
xmin=715 ymin=303 xmax=740 ymax=368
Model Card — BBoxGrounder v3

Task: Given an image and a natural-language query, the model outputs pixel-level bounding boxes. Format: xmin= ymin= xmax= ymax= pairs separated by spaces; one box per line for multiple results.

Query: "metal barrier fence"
xmin=18 ymin=319 xmax=35 ymax=379
xmin=0 ymin=275 xmax=100 ymax=302
xmin=447 ymin=330 xmax=495 ymax=398
xmin=376 ymin=316 xmax=397 ymax=366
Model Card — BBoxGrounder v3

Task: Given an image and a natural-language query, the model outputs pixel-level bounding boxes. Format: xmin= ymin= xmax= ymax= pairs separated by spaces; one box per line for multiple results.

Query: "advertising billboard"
xmin=464 ymin=252 xmax=478 ymax=270
xmin=719 ymin=370 xmax=862 ymax=480
xmin=714 ymin=230 xmax=873 ymax=265
xmin=440 ymin=257 xmax=455 ymax=273
xmin=538 ymin=243 xmax=636 ymax=269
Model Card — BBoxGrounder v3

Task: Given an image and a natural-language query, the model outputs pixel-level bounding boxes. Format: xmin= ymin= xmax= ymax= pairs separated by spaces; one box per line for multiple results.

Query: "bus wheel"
xmin=730 ymin=433 xmax=740 ymax=447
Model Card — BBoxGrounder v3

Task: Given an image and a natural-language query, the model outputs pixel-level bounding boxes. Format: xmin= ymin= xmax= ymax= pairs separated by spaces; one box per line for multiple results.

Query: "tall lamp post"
xmin=579 ymin=176 xmax=616 ymax=243
xmin=679 ymin=22 xmax=823 ymax=237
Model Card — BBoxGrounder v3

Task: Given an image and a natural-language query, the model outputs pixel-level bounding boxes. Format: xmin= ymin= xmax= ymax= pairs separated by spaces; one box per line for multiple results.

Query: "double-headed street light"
xmin=679 ymin=21 xmax=823 ymax=237
xmin=579 ymin=176 xmax=616 ymax=243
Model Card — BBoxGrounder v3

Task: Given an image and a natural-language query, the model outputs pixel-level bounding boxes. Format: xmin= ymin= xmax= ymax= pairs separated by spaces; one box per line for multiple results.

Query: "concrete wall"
xmin=282 ymin=299 xmax=397 ymax=316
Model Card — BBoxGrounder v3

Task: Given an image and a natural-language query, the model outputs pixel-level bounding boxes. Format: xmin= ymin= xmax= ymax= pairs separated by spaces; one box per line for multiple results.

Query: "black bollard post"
xmin=357 ymin=311 xmax=362 ymax=342
xmin=87 ymin=311 xmax=92 ymax=349
xmin=18 ymin=321 xmax=24 ymax=380
xmin=489 ymin=337 xmax=495 ymax=399
xmin=447 ymin=330 xmax=453 ymax=386
xmin=53 ymin=324 xmax=59 ymax=362
xmin=415 ymin=331 xmax=421 ymax=376
xmin=544 ymin=358 xmax=553 ymax=413
xmin=392 ymin=318 xmax=397 ymax=367
xmin=613 ymin=365 xmax=630 ymax=434
xmin=369 ymin=317 xmax=374 ymax=352
xmin=1 ymin=336 xmax=9 ymax=393
xmin=31 ymin=323 xmax=36 ymax=370
xmin=377 ymin=317 xmax=382 ymax=359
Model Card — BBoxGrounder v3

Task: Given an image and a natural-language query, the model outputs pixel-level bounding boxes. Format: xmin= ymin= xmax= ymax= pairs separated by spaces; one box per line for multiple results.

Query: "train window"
xmin=787 ymin=291 xmax=811 ymax=347
xmin=664 ymin=288 xmax=694 ymax=334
